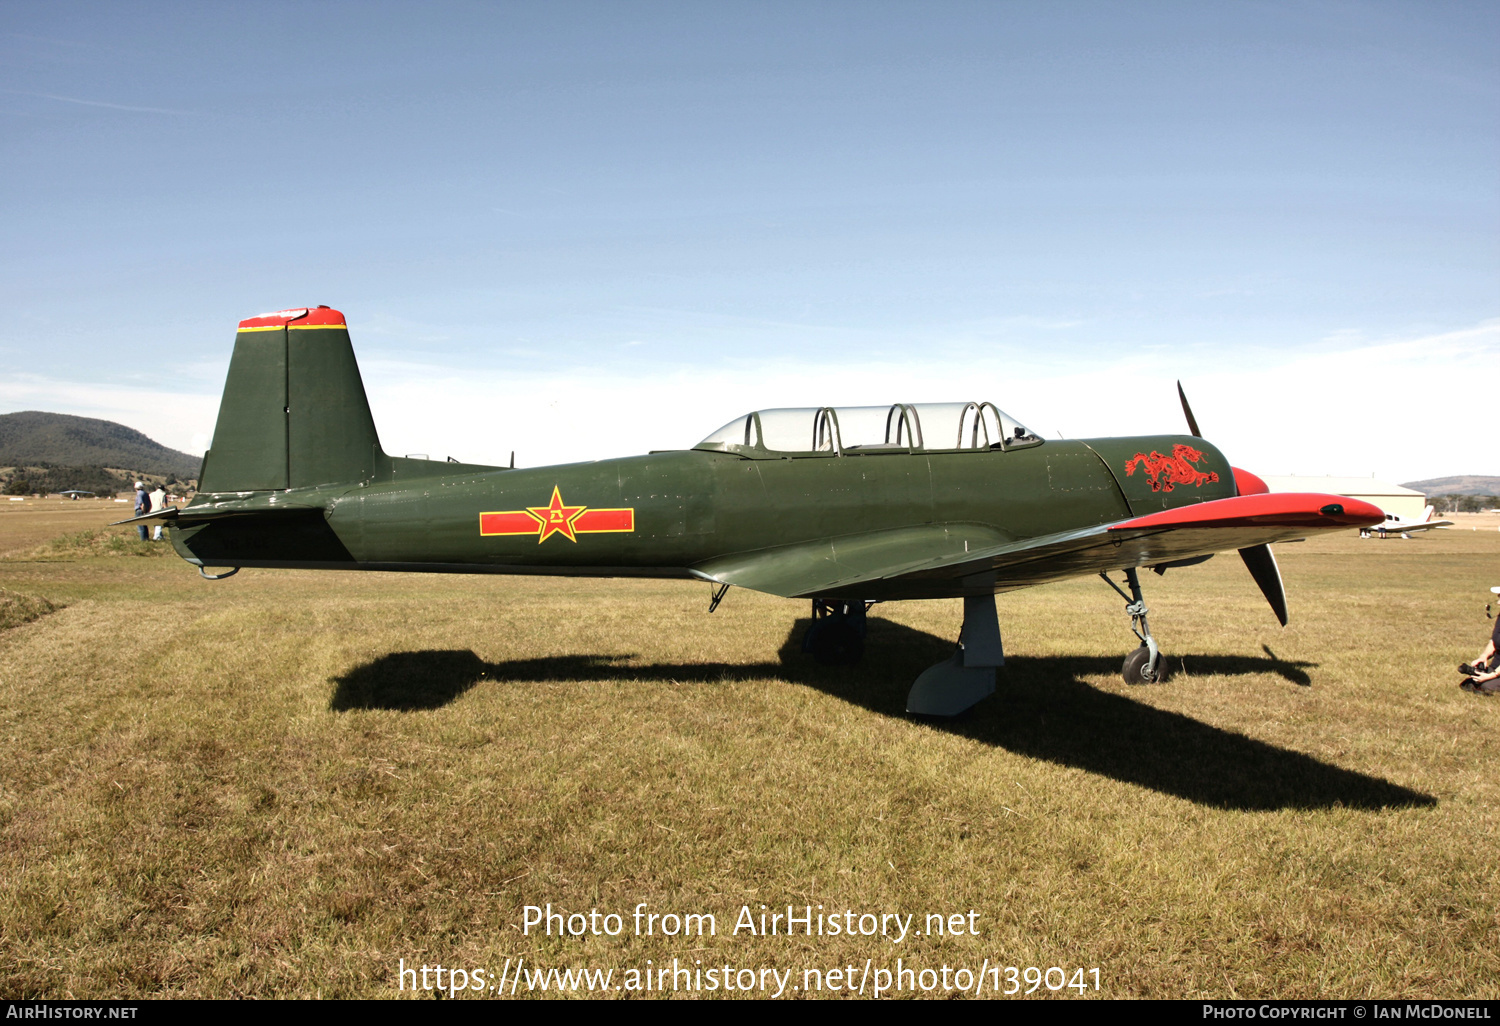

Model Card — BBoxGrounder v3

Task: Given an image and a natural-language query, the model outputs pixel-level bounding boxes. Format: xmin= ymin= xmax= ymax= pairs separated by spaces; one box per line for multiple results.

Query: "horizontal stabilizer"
xmin=112 ymin=493 xmax=329 ymax=527
xmin=111 ymin=507 xmax=180 ymax=526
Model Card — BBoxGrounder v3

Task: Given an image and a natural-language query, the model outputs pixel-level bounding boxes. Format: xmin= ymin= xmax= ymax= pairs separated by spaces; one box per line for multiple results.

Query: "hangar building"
xmin=1260 ymin=476 xmax=1426 ymax=520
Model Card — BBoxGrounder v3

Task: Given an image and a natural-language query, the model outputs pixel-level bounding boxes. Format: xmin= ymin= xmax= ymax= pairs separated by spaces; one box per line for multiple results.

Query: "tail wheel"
xmin=1122 ymin=645 xmax=1158 ymax=685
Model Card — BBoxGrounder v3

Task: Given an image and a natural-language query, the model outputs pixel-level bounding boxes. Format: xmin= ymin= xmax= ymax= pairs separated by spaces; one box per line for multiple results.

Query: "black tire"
xmin=800 ymin=619 xmax=826 ymax=654
xmin=811 ymin=621 xmax=865 ymax=666
xmin=1122 ymin=645 xmax=1158 ymax=685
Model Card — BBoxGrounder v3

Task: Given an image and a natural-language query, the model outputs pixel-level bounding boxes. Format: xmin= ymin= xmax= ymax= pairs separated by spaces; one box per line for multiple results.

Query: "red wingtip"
xmin=1233 ymin=467 xmax=1269 ymax=496
xmin=238 ymin=305 xmax=345 ymax=329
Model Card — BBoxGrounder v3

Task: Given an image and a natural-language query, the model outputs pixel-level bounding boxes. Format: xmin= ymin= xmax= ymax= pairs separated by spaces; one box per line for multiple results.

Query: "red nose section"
xmin=238 ymin=305 xmax=345 ymax=329
xmin=1233 ymin=467 xmax=1269 ymax=495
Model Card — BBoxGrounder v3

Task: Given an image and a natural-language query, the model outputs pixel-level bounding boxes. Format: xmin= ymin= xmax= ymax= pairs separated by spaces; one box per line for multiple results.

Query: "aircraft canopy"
xmin=696 ymin=403 xmax=1042 ymax=456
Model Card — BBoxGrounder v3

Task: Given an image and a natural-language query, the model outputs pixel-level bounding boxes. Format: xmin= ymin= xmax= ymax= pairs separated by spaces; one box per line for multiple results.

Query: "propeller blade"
xmin=1176 ymin=380 xmax=1202 ymax=438
xmin=1239 ymin=543 xmax=1288 ymax=626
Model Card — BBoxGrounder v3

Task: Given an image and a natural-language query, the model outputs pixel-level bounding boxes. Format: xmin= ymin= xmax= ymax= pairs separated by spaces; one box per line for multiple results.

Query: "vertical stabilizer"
xmin=200 ymin=307 xmax=382 ymax=493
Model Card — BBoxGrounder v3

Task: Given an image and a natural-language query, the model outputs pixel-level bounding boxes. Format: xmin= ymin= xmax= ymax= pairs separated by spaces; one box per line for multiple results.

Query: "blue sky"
xmin=2 ymin=1 xmax=1496 ymax=480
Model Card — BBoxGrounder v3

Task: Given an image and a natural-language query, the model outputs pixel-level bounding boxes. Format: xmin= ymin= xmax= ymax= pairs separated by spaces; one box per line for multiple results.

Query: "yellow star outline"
xmin=525 ymin=486 xmax=587 ymax=544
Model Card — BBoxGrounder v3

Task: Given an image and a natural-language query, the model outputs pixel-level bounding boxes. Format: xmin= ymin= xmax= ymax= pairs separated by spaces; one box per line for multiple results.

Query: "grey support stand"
xmin=907 ymin=593 xmax=1003 ymax=716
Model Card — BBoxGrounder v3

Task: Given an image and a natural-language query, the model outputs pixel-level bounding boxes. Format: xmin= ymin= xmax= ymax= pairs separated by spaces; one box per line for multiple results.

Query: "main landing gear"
xmin=907 ymin=594 xmax=1004 ymax=717
xmin=1100 ymin=567 xmax=1161 ymax=685
xmin=801 ymin=599 xmax=871 ymax=666
xmin=801 ymin=596 xmax=1001 ymax=717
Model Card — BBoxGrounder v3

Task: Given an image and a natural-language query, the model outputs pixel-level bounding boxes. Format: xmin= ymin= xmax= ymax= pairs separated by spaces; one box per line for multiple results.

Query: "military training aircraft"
xmin=121 ymin=306 xmax=1385 ymax=716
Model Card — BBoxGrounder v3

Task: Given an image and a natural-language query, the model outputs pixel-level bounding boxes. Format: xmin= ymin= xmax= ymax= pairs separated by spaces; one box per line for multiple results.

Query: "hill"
xmin=1400 ymin=475 xmax=1500 ymax=496
xmin=0 ymin=411 xmax=200 ymax=479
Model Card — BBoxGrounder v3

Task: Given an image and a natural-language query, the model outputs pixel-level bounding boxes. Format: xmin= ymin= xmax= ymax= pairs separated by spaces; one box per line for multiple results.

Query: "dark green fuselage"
xmin=173 ymin=435 xmax=1235 ymax=599
xmin=170 ymin=315 xmax=1237 ymax=601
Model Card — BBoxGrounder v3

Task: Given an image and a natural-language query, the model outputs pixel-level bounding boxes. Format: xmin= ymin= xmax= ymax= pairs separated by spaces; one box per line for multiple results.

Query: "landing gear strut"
xmin=1100 ymin=568 xmax=1161 ymax=685
xmin=906 ymin=593 xmax=1003 ymax=717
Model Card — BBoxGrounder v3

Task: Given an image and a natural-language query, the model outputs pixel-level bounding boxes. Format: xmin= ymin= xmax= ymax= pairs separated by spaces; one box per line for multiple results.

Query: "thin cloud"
xmin=26 ymin=91 xmax=191 ymax=116
xmin=357 ymin=320 xmax=1498 ymax=482
xmin=5 ymin=321 xmax=1493 ymax=483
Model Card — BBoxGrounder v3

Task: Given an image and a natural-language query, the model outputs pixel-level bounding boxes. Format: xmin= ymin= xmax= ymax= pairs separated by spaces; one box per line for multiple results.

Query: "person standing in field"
xmin=149 ymin=483 xmax=167 ymax=541
xmin=1460 ymin=587 xmax=1500 ymax=696
xmin=133 ymin=481 xmax=149 ymax=541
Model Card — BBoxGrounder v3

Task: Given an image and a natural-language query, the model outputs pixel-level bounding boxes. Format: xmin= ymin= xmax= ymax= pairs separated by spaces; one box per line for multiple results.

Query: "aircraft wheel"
xmin=811 ymin=621 xmax=865 ymax=666
xmin=1121 ymin=645 xmax=1158 ymax=685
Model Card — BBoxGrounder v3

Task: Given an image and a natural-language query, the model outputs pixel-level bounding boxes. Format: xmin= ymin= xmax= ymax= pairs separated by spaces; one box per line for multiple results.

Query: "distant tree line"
xmin=1431 ymin=493 xmax=1498 ymax=513
xmin=0 ymin=411 xmax=201 ymax=480
xmin=0 ymin=464 xmax=195 ymax=497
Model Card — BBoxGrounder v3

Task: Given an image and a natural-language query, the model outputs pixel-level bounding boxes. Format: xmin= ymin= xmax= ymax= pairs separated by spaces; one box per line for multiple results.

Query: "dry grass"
xmin=0 ymin=500 xmax=130 ymax=555
xmin=17 ymin=526 xmax=171 ymax=560
xmin=0 ymin=504 xmax=1497 ymax=999
xmin=0 ymin=588 xmax=62 ymax=631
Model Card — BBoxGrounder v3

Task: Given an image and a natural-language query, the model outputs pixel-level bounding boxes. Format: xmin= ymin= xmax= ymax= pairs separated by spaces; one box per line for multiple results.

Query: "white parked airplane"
xmin=1359 ymin=505 xmax=1453 ymax=539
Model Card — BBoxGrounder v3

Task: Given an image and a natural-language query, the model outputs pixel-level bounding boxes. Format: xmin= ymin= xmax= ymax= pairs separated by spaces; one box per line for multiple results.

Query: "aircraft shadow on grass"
xmin=328 ymin=617 xmax=1434 ymax=813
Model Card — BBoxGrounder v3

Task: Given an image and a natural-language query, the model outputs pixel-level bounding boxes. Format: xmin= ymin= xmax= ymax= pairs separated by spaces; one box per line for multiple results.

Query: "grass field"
xmin=1 ymin=501 xmax=1497 ymax=999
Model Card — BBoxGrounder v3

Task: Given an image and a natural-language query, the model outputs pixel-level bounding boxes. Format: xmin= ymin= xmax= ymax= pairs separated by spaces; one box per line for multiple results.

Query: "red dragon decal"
xmin=1124 ymin=444 xmax=1220 ymax=493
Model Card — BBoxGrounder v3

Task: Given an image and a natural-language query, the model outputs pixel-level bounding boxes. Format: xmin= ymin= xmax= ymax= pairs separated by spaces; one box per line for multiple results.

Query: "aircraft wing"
xmin=694 ymin=492 xmax=1383 ymax=601
xmin=1389 ymin=520 xmax=1453 ymax=533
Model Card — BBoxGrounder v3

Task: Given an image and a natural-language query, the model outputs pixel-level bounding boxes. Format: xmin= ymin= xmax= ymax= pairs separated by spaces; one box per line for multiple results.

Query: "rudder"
xmin=200 ymin=306 xmax=382 ymax=492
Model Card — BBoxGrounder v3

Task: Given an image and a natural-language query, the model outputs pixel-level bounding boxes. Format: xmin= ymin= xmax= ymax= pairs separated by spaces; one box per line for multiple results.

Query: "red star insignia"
xmin=526 ymin=486 xmax=586 ymax=544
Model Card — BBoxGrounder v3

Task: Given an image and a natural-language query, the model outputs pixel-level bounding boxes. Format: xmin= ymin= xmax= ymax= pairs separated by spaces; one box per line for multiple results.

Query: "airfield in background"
xmin=1 ymin=476 xmax=1498 ymax=998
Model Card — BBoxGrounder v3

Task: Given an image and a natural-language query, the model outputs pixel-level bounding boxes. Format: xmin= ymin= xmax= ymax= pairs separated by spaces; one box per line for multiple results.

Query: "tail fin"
xmin=200 ymin=307 xmax=382 ymax=492
xmin=1422 ymin=504 xmax=1434 ymax=522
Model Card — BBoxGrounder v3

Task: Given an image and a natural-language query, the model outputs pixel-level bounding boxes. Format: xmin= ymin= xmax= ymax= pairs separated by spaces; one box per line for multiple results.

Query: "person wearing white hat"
xmin=1459 ymin=587 xmax=1500 ymax=695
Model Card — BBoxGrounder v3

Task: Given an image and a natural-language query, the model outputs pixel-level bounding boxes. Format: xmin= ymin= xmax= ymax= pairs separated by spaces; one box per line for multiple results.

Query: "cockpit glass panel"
xmin=909 ymin=403 xmax=973 ymax=449
xmin=755 ymin=408 xmax=822 ymax=452
xmin=697 ymin=402 xmax=1041 ymax=453
xmin=831 ymin=405 xmax=914 ymax=449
